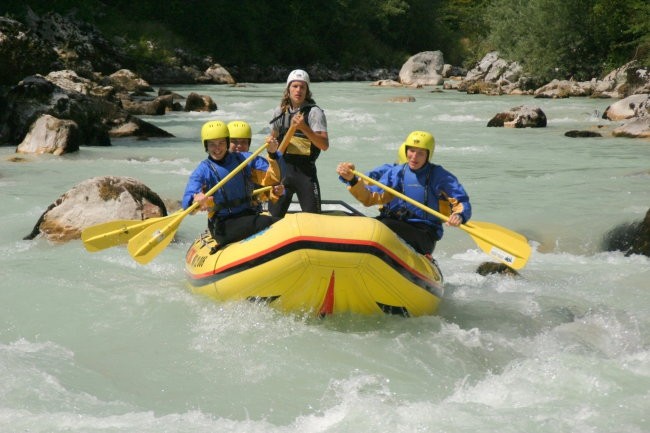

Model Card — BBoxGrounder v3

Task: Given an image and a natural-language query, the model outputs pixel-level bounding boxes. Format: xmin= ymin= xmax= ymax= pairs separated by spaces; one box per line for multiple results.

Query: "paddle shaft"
xmin=278 ymin=123 xmax=298 ymax=154
xmin=82 ymin=186 xmax=274 ymax=252
xmin=352 ymin=170 xmax=530 ymax=269
xmin=353 ymin=170 xmax=451 ymax=223
xmin=187 ymin=142 xmax=270 ymax=214
xmin=127 ymin=142 xmax=273 ymax=263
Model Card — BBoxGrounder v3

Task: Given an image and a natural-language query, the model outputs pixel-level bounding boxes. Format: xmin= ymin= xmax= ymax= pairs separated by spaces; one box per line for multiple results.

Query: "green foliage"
xmin=484 ymin=0 xmax=650 ymax=82
xmin=1 ymin=0 xmax=647 ymax=80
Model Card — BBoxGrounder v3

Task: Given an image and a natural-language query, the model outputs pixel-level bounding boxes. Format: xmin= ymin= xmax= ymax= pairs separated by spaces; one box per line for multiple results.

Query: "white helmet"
xmin=286 ymin=69 xmax=310 ymax=85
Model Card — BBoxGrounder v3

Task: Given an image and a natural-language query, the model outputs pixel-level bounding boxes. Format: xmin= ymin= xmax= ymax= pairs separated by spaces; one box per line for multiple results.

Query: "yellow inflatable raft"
xmin=185 ymin=207 xmax=444 ymax=317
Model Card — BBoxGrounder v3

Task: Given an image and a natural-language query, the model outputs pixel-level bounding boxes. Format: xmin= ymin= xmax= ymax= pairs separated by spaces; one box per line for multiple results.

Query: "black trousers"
xmin=269 ymin=160 xmax=321 ymax=218
xmin=377 ymin=217 xmax=438 ymax=255
xmin=209 ymin=211 xmax=279 ymax=248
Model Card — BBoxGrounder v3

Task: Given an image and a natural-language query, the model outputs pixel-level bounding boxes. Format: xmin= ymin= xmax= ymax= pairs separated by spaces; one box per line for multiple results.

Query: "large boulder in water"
xmin=24 ymin=176 xmax=167 ymax=242
xmin=603 ymin=94 xmax=650 ymax=121
xmin=399 ymin=51 xmax=445 ymax=86
xmin=487 ymin=105 xmax=547 ymax=128
xmin=16 ymin=114 xmax=81 ymax=155
xmin=602 ymin=208 xmax=650 ymax=257
xmin=0 ymin=74 xmax=173 ymax=147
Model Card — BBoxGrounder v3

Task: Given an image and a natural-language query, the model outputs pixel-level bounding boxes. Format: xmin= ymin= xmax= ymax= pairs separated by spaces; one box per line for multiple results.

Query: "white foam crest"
xmin=327 ymin=109 xmax=377 ymax=124
xmin=189 ymin=302 xmax=311 ymax=355
xmin=0 ymin=239 xmax=36 ymax=256
xmin=441 ymin=145 xmax=490 ymax=154
xmin=535 ymin=249 xmax=648 ymax=267
xmin=0 ymin=408 xmax=280 ymax=433
xmin=439 ymin=322 xmax=485 ymax=348
xmin=187 ymin=303 xmax=325 ymax=384
xmin=530 ymin=308 xmax=646 ymax=359
xmin=292 ymin=372 xmax=397 ymax=432
xmin=548 ymin=116 xmax=579 ymax=124
xmin=1 ymin=338 xmax=74 ymax=358
xmin=124 ymin=157 xmax=191 ymax=166
xmin=435 ymin=113 xmax=483 ymax=122
xmin=230 ymin=101 xmax=257 ymax=109
xmin=167 ymin=167 xmax=193 ymax=176
xmin=0 ymin=339 xmax=124 ymax=414
xmin=620 ymin=350 xmax=650 ymax=376
xmin=447 ymin=366 xmax=555 ymax=408
xmin=445 ymin=341 xmax=648 ymax=433
xmin=93 ymin=251 xmax=145 ymax=270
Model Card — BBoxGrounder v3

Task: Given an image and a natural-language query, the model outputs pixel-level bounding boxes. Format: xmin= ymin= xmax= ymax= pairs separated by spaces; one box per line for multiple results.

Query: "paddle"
xmin=81 ymin=187 xmax=273 ymax=252
xmin=126 ymin=142 xmax=272 ymax=264
xmin=278 ymin=123 xmax=298 ymax=154
xmin=352 ymin=170 xmax=531 ymax=270
xmin=82 ymin=212 xmax=176 ymax=253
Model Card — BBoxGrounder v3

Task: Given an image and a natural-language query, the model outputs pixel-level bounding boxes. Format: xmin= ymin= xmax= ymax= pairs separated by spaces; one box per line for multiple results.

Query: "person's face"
xmin=406 ymin=146 xmax=428 ymax=170
xmin=229 ymin=138 xmax=250 ymax=152
xmin=288 ymin=81 xmax=308 ymax=106
xmin=205 ymin=138 xmax=228 ymax=160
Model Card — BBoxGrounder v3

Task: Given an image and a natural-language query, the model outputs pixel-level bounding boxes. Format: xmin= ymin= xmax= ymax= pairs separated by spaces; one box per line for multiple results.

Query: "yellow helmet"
xmin=397 ymin=142 xmax=408 ymax=164
xmin=401 ymin=130 xmax=435 ymax=161
xmin=227 ymin=120 xmax=252 ymax=139
xmin=201 ymin=120 xmax=229 ymax=150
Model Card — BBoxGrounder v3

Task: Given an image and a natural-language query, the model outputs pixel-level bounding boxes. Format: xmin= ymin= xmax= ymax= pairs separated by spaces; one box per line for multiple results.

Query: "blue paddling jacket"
xmin=182 ymin=151 xmax=281 ymax=220
xmin=347 ymin=162 xmax=471 ymax=240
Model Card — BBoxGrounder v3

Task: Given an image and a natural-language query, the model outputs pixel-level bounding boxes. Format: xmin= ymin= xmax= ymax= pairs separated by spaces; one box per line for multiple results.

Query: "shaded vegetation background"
xmin=2 ymin=0 xmax=649 ymax=82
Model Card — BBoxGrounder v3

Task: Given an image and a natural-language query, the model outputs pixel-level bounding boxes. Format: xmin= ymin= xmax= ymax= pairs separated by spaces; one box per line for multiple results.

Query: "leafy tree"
xmin=484 ymin=0 xmax=650 ymax=82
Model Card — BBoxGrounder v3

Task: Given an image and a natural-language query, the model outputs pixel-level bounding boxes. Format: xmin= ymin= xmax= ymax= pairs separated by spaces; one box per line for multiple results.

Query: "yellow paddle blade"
xmin=126 ymin=142 xmax=274 ymax=265
xmin=462 ymin=221 xmax=531 ymax=270
xmin=81 ymin=216 xmax=166 ymax=252
xmin=127 ymin=213 xmax=184 ymax=264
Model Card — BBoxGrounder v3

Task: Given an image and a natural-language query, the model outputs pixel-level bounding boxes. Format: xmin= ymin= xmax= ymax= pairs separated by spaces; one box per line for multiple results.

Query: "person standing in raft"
xmin=336 ymin=130 xmax=471 ymax=256
xmin=268 ymin=69 xmax=329 ymax=217
xmin=181 ymin=120 xmax=282 ymax=249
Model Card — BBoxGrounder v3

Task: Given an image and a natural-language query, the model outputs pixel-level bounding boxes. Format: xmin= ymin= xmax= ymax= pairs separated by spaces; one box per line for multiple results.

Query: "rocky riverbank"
xmin=2 ymin=10 xmax=648 ymax=258
xmin=1 ymin=8 xmax=649 ymax=153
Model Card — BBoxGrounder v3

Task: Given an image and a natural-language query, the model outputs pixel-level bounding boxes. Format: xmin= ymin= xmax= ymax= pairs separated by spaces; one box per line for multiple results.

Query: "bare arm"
xmin=294 ymin=113 xmax=329 ymax=151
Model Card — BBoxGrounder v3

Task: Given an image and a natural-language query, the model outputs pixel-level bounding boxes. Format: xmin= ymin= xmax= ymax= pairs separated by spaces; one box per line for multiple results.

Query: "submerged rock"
xmin=602 ymin=208 xmax=650 ymax=257
xmin=487 ymin=105 xmax=547 ymax=128
xmin=476 ymin=261 xmax=520 ymax=277
xmin=565 ymin=130 xmax=602 ymax=138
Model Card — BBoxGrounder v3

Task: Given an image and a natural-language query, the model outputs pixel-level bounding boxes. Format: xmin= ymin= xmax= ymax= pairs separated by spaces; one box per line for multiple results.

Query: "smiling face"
xmin=288 ymin=81 xmax=308 ymax=107
xmin=205 ymin=138 xmax=228 ymax=160
xmin=406 ymin=146 xmax=428 ymax=170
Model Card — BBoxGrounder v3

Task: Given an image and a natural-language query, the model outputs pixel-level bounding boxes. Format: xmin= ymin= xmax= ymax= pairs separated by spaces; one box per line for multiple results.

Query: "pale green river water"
xmin=0 ymin=82 xmax=648 ymax=432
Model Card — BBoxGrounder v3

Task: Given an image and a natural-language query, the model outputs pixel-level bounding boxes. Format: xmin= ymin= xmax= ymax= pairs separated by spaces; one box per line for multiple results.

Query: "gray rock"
xmin=476 ymin=262 xmax=519 ymax=276
xmin=16 ymin=114 xmax=81 ymax=155
xmin=399 ymin=51 xmax=445 ymax=86
xmin=23 ymin=176 xmax=167 ymax=242
xmin=602 ymin=208 xmax=650 ymax=257
xmin=487 ymin=105 xmax=547 ymax=128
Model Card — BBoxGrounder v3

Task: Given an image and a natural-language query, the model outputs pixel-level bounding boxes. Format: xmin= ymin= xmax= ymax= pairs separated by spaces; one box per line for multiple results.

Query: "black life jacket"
xmin=270 ymin=104 xmax=321 ymax=162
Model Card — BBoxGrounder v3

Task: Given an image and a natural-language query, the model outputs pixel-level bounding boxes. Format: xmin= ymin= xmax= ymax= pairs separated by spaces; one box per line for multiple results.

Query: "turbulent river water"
xmin=1 ymin=82 xmax=648 ymax=432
